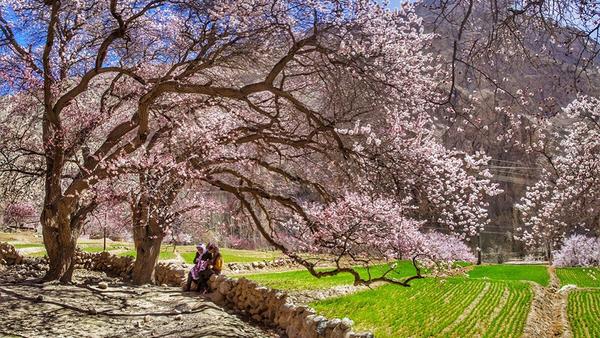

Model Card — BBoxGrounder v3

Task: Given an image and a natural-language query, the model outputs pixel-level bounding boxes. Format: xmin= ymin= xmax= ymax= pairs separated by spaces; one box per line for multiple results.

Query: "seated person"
xmin=185 ymin=243 xmax=209 ymax=291
xmin=195 ymin=242 xmax=223 ymax=292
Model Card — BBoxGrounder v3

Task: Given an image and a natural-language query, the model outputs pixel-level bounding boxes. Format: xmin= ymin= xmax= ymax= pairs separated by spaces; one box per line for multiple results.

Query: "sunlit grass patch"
xmin=78 ymin=246 xmax=106 ymax=253
xmin=568 ymin=290 xmax=600 ymax=338
xmin=556 ymin=267 xmax=600 ymax=288
xmin=159 ymin=249 xmax=176 ymax=260
xmin=11 ymin=243 xmax=44 ymax=249
xmin=312 ymin=278 xmax=532 ymax=338
xmin=468 ymin=264 xmax=550 ymax=286
xmin=180 ymin=247 xmax=281 ymax=264
xmin=117 ymin=247 xmax=176 ymax=260
xmin=118 ymin=250 xmax=136 ymax=258
xmin=237 ymin=261 xmax=420 ymax=290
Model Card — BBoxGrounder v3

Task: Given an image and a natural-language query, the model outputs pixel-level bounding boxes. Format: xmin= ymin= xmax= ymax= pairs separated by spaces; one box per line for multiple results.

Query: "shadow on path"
xmin=0 ymin=269 xmax=277 ymax=338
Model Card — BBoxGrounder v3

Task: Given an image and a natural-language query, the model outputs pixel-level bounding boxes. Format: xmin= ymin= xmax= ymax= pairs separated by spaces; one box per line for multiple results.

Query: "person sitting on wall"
xmin=195 ymin=242 xmax=223 ymax=293
xmin=185 ymin=243 xmax=210 ymax=291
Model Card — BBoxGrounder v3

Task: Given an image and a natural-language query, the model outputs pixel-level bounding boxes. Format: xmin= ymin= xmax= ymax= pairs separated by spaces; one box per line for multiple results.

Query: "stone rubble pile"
xmin=75 ymin=250 xmax=134 ymax=278
xmin=208 ymin=275 xmax=373 ymax=338
xmin=0 ymin=242 xmax=24 ymax=265
xmin=0 ymin=261 xmax=45 ymax=282
xmin=226 ymin=258 xmax=299 ymax=273
xmin=155 ymin=262 xmax=187 ymax=286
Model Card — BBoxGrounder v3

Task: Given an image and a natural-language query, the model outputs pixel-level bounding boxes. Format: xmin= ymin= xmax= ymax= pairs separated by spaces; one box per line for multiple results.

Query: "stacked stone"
xmin=75 ymin=251 xmax=134 ymax=277
xmin=226 ymin=258 xmax=299 ymax=272
xmin=208 ymin=275 xmax=373 ymax=338
xmin=0 ymin=242 xmax=23 ymax=265
xmin=155 ymin=262 xmax=187 ymax=286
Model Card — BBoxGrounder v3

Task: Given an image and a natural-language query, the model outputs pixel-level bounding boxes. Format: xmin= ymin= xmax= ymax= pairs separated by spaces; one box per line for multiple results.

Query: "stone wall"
xmin=208 ymin=275 xmax=373 ymax=338
xmin=0 ymin=242 xmax=24 ymax=265
xmin=75 ymin=251 xmax=134 ymax=278
xmin=155 ymin=262 xmax=187 ymax=286
xmin=226 ymin=258 xmax=299 ymax=273
xmin=71 ymin=250 xmax=376 ymax=337
xmin=1 ymin=242 xmax=373 ymax=337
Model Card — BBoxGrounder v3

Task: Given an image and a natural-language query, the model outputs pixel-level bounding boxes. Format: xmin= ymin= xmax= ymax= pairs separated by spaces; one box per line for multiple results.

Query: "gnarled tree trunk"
xmin=130 ymin=192 xmax=165 ymax=285
xmin=130 ymin=174 xmax=182 ymax=285
xmin=41 ymin=200 xmax=96 ymax=283
xmin=42 ymin=225 xmax=79 ymax=283
xmin=41 ymin=205 xmax=78 ymax=283
xmin=131 ymin=227 xmax=164 ymax=285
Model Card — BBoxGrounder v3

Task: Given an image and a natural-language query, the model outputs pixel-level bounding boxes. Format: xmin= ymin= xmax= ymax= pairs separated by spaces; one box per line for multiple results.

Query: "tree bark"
xmin=41 ymin=206 xmax=80 ymax=283
xmin=130 ymin=192 xmax=165 ymax=285
xmin=545 ymin=239 xmax=553 ymax=264
xmin=131 ymin=231 xmax=163 ymax=285
xmin=129 ymin=174 xmax=181 ymax=285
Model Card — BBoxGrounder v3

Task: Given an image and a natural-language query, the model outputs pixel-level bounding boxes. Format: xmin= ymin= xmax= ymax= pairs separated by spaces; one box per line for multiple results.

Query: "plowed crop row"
xmin=557 ymin=268 xmax=600 ymax=288
xmin=568 ymin=290 xmax=600 ymax=338
xmin=312 ymin=279 xmax=532 ymax=338
xmin=446 ymin=281 xmax=531 ymax=338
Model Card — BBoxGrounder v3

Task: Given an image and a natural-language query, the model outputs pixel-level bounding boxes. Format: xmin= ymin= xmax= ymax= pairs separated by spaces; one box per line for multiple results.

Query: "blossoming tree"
xmin=516 ymin=96 xmax=600 ymax=259
xmin=2 ymin=201 xmax=36 ymax=230
xmin=553 ymin=234 xmax=600 ymax=267
xmin=0 ymin=0 xmax=497 ymax=284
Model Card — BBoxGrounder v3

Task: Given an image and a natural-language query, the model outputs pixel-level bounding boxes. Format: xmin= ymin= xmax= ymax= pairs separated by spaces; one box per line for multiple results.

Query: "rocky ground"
xmin=0 ymin=266 xmax=279 ymax=338
xmin=523 ymin=266 xmax=572 ymax=338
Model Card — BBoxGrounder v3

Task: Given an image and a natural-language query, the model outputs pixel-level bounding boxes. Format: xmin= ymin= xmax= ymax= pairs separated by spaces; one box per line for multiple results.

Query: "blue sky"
xmin=388 ymin=0 xmax=404 ymax=8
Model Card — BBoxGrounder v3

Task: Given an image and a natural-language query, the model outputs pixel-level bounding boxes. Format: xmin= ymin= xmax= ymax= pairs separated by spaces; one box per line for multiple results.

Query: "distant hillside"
xmin=415 ymin=1 xmax=600 ymax=259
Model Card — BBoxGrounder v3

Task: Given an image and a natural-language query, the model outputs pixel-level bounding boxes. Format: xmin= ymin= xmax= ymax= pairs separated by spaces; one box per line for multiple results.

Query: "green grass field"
xmin=468 ymin=264 xmax=550 ymax=286
xmin=238 ymin=262 xmax=566 ymax=337
xmin=79 ymin=246 xmax=106 ymax=253
xmin=11 ymin=243 xmax=44 ymax=249
xmin=557 ymin=268 xmax=600 ymax=288
xmin=7 ymin=232 xmax=600 ymax=338
xmin=8 ymin=230 xmax=600 ymax=338
xmin=312 ymin=278 xmax=532 ymax=338
xmin=117 ymin=248 xmax=177 ymax=260
xmin=78 ymin=244 xmax=129 ymax=253
xmin=11 ymin=239 xmax=280 ymax=264
xmin=568 ymin=290 xmax=600 ymax=338
xmin=18 ymin=243 xmax=132 ymax=257
xmin=238 ymin=261 xmax=419 ymax=290
xmin=180 ymin=247 xmax=281 ymax=264
xmin=26 ymin=250 xmax=49 ymax=257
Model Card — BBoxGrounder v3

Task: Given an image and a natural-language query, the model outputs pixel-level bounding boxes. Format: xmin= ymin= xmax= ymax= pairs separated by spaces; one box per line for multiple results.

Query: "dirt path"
xmin=15 ymin=246 xmax=45 ymax=255
xmin=550 ymin=266 xmax=573 ymax=338
xmin=106 ymin=248 xmax=128 ymax=256
xmin=0 ymin=268 xmax=277 ymax=338
xmin=287 ymin=284 xmax=373 ymax=304
xmin=523 ymin=266 xmax=572 ymax=338
xmin=161 ymin=250 xmax=186 ymax=265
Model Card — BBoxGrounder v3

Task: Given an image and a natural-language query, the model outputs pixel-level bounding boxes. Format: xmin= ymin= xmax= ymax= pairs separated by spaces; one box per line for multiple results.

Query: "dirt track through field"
xmin=523 ymin=266 xmax=572 ymax=338
xmin=15 ymin=246 xmax=45 ymax=254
